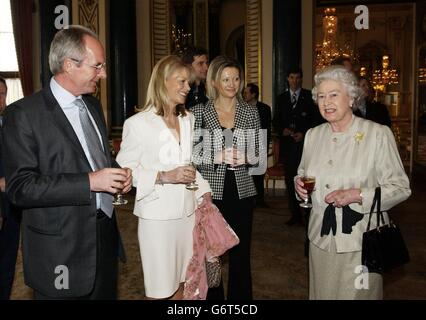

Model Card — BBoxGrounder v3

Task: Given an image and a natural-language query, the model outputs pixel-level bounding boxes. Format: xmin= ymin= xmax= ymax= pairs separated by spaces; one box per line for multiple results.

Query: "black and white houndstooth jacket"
xmin=192 ymin=98 xmax=264 ymax=200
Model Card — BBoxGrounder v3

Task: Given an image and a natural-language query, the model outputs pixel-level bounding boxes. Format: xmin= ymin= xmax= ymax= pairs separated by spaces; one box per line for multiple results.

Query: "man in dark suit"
xmin=181 ymin=46 xmax=209 ymax=110
xmin=244 ymin=83 xmax=271 ymax=207
xmin=273 ymin=67 xmax=321 ymax=226
xmin=0 ymin=77 xmax=22 ymax=300
xmin=355 ymin=77 xmax=392 ymax=128
xmin=2 ymin=26 xmax=132 ymax=300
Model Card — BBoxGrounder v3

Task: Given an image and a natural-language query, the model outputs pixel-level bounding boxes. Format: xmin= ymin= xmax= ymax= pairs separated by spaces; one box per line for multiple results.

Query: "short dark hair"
xmin=287 ymin=67 xmax=303 ymax=78
xmin=180 ymin=46 xmax=208 ymax=65
xmin=0 ymin=77 xmax=6 ymax=89
xmin=247 ymin=83 xmax=259 ymax=99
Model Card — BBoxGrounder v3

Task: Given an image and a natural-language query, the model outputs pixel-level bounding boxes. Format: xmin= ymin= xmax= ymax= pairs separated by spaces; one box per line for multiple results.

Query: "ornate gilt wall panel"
xmin=151 ymin=0 xmax=171 ymax=65
xmin=151 ymin=0 xmax=262 ymax=93
xmin=245 ymin=0 xmax=262 ymax=92
xmin=194 ymin=0 xmax=209 ymax=50
xmin=72 ymin=0 xmax=108 ymax=122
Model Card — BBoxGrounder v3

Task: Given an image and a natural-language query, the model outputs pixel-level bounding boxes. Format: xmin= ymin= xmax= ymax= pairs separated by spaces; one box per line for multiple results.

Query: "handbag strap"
xmin=366 ymin=187 xmax=385 ymax=231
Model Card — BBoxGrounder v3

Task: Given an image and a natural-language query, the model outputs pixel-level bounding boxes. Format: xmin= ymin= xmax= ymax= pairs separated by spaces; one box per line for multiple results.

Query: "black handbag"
xmin=362 ymin=187 xmax=410 ymax=273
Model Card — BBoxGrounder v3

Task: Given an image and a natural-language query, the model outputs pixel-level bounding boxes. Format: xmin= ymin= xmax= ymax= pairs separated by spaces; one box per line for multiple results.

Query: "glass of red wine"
xmin=299 ymin=176 xmax=316 ymax=208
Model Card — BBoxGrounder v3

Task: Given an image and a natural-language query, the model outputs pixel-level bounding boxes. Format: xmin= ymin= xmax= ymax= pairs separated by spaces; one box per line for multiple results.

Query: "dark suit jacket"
xmin=1 ymin=86 xmax=123 ymax=297
xmin=0 ymin=131 xmax=5 ymax=219
xmin=353 ymin=100 xmax=392 ymax=128
xmin=185 ymin=82 xmax=208 ymax=110
xmin=256 ymin=101 xmax=272 ymax=148
xmin=272 ymin=88 xmax=320 ymax=170
xmin=0 ymin=128 xmax=20 ymax=222
xmin=273 ymin=88 xmax=321 ymax=136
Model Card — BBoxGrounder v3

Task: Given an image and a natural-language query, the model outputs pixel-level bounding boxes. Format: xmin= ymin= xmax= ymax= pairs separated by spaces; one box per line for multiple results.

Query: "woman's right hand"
xmin=162 ymin=166 xmax=196 ymax=184
xmin=295 ymin=176 xmax=308 ymax=200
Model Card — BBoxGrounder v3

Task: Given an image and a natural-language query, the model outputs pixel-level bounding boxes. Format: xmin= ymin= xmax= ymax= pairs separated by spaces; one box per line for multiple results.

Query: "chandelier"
xmin=315 ymin=8 xmax=354 ymax=71
xmin=371 ymin=55 xmax=399 ymax=92
xmin=171 ymin=25 xmax=192 ymax=55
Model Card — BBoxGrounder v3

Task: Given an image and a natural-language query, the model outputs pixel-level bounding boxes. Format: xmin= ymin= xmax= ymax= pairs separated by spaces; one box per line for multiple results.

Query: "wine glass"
xmin=185 ymin=162 xmax=199 ymax=191
xmin=226 ymin=145 xmax=246 ymax=171
xmin=113 ymin=190 xmax=128 ymax=206
xmin=299 ymin=176 xmax=316 ymax=208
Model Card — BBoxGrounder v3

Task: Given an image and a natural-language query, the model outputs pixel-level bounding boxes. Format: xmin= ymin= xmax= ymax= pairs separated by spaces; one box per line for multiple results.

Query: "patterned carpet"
xmin=10 ymin=183 xmax=426 ymax=300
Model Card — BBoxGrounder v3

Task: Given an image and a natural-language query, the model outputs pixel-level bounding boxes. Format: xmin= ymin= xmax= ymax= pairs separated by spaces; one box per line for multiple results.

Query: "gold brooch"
xmin=355 ymin=132 xmax=365 ymax=145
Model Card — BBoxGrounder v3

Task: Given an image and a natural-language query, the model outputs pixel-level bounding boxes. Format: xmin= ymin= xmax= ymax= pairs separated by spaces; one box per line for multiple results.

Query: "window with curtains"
xmin=0 ymin=0 xmax=24 ymax=105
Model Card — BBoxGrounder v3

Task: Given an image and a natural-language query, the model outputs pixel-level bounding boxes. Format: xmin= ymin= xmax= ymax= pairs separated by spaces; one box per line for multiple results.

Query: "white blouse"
xmin=116 ymin=108 xmax=211 ymax=220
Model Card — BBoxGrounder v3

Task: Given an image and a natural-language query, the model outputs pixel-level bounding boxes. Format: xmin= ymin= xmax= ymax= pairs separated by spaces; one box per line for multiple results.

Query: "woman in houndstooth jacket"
xmin=192 ymin=55 xmax=265 ymax=300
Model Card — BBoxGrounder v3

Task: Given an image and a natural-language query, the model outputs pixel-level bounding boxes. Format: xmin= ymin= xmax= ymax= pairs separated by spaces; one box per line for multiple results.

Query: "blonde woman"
xmin=116 ymin=55 xmax=212 ymax=300
xmin=192 ymin=55 xmax=263 ymax=299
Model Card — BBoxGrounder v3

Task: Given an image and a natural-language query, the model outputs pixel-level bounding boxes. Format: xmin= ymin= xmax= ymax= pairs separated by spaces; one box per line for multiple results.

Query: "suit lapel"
xmin=294 ymin=90 xmax=304 ymax=111
xmin=43 ymin=88 xmax=91 ymax=167
xmin=205 ymin=100 xmax=222 ymax=129
xmin=234 ymin=99 xmax=244 ymax=129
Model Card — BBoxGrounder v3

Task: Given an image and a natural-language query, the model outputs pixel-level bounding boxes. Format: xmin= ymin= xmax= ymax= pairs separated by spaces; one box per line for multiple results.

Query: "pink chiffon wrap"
xmin=183 ymin=203 xmax=239 ymax=300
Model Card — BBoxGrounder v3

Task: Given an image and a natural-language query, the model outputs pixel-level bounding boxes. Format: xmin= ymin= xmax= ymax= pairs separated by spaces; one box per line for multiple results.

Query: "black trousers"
xmin=0 ymin=208 xmax=21 ymax=300
xmin=253 ymin=174 xmax=265 ymax=204
xmin=207 ymin=171 xmax=254 ymax=300
xmin=282 ymin=138 xmax=304 ymax=221
xmin=34 ymin=211 xmax=119 ymax=300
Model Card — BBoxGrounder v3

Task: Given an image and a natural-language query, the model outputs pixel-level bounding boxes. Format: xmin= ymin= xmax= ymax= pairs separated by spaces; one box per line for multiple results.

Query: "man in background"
xmin=273 ymin=68 xmax=320 ymax=226
xmin=355 ymin=77 xmax=392 ymax=128
xmin=181 ymin=46 xmax=209 ymax=109
xmin=244 ymin=83 xmax=271 ymax=207
xmin=0 ymin=77 xmax=21 ymax=300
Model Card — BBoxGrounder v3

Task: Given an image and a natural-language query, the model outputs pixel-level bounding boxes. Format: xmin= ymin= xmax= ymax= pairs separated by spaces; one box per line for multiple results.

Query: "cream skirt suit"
xmin=297 ymin=116 xmax=411 ymax=299
xmin=116 ymin=108 xmax=211 ymax=298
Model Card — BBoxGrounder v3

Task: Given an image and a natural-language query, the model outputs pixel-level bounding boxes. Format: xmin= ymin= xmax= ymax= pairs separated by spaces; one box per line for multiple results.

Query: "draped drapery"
xmin=10 ymin=0 xmax=34 ymax=96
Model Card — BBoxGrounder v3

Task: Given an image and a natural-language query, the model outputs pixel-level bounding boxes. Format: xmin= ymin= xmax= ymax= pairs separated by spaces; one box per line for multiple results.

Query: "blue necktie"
xmin=75 ymin=99 xmax=113 ymax=217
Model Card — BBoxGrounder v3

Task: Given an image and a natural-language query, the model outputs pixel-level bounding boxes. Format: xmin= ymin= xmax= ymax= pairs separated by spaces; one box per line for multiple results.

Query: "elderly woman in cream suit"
xmin=295 ymin=65 xmax=411 ymax=300
xmin=116 ymin=55 xmax=212 ymax=300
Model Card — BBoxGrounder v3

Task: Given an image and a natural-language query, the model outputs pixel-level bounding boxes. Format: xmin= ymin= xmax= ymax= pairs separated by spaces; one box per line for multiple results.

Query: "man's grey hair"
xmin=311 ymin=65 xmax=363 ymax=109
xmin=49 ymin=25 xmax=98 ymax=75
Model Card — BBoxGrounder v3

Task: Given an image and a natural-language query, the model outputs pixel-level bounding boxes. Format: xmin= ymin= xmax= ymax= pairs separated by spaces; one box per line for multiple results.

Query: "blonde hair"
xmin=138 ymin=55 xmax=192 ymax=116
xmin=206 ymin=55 xmax=245 ymax=100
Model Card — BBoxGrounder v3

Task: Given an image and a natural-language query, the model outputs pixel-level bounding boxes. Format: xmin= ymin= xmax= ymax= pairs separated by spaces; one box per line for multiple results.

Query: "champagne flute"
xmin=226 ymin=144 xmax=246 ymax=171
xmin=299 ymin=176 xmax=316 ymax=208
xmin=185 ymin=162 xmax=199 ymax=191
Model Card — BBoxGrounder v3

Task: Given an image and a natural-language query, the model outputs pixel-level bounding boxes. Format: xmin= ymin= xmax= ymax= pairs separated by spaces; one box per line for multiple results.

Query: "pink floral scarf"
xmin=183 ymin=204 xmax=239 ymax=300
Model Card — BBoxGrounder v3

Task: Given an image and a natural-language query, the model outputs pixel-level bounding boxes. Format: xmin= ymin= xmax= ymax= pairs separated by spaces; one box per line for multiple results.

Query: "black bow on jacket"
xmin=320 ymin=204 xmax=364 ymax=236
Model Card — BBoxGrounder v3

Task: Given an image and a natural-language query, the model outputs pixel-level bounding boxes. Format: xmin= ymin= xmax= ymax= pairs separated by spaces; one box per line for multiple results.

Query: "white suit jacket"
xmin=298 ymin=116 xmax=411 ymax=253
xmin=116 ymin=108 xmax=211 ymax=220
